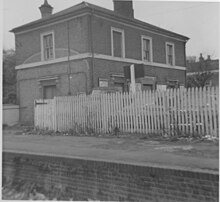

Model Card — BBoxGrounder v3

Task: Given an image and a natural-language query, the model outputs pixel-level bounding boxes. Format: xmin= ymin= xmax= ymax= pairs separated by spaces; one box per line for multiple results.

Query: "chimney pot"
xmin=39 ymin=0 xmax=53 ymax=18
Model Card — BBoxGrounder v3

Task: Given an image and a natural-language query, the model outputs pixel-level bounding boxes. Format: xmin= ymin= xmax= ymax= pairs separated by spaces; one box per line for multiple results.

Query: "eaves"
xmin=11 ymin=4 xmax=189 ymax=42
xmin=10 ymin=7 xmax=91 ymax=34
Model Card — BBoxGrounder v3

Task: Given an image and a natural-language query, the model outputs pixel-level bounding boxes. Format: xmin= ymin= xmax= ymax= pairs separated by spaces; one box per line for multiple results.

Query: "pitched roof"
xmin=11 ymin=1 xmax=189 ymax=41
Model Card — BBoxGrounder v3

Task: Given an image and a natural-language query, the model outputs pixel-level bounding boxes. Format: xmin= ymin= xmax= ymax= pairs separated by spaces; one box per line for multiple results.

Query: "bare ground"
xmin=2 ymin=127 xmax=219 ymax=171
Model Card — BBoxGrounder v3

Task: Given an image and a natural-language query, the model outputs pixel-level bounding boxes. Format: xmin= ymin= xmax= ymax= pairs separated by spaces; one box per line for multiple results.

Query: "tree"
xmin=186 ymin=56 xmax=196 ymax=63
xmin=187 ymin=72 xmax=213 ymax=88
xmin=186 ymin=54 xmax=214 ymax=88
xmin=3 ymin=49 xmax=17 ymax=104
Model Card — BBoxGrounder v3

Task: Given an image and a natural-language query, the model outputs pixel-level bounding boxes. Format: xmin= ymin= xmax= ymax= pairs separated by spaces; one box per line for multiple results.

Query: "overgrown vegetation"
xmin=186 ymin=56 xmax=214 ymax=88
xmin=187 ymin=72 xmax=214 ymax=88
xmin=3 ymin=49 xmax=17 ymax=104
xmin=16 ymin=122 xmax=218 ymax=144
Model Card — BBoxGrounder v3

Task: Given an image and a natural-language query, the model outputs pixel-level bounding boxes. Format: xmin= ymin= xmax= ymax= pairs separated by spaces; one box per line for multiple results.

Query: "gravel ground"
xmin=3 ymin=127 xmax=219 ymax=171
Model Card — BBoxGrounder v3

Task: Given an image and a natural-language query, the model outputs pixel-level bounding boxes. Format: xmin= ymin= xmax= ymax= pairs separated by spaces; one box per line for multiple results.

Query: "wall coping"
xmin=15 ymin=53 xmax=186 ymax=71
xmin=4 ymin=150 xmax=218 ymax=175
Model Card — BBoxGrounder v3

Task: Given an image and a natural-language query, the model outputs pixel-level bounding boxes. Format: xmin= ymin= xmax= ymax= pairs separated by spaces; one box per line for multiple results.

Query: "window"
xmin=38 ymin=76 xmax=59 ymax=99
xmin=41 ymin=31 xmax=55 ymax=61
xmin=141 ymin=36 xmax=153 ymax=62
xmin=111 ymin=27 xmax=125 ymax=58
xmin=43 ymin=85 xmax=56 ymax=99
xmin=166 ymin=42 xmax=175 ymax=66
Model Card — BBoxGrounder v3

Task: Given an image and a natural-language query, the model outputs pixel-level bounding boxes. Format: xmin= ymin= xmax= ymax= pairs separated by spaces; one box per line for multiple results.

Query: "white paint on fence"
xmin=34 ymin=87 xmax=219 ymax=137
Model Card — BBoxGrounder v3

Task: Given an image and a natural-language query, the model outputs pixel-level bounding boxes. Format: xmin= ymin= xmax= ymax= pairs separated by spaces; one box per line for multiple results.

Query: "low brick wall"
xmin=2 ymin=152 xmax=219 ymax=202
xmin=3 ymin=105 xmax=19 ymax=126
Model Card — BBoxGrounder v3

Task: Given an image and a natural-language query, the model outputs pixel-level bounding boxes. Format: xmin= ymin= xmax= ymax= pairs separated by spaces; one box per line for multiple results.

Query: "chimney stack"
xmin=199 ymin=53 xmax=204 ymax=62
xmin=207 ymin=55 xmax=211 ymax=61
xmin=39 ymin=0 xmax=53 ymax=18
xmin=113 ymin=0 xmax=134 ymax=18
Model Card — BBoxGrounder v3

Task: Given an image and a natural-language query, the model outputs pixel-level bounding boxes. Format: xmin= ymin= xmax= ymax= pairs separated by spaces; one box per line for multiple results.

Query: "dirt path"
xmin=3 ymin=128 xmax=219 ymax=172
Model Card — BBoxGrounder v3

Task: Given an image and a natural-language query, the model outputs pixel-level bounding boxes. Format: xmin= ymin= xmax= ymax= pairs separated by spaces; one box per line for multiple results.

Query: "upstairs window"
xmin=111 ymin=27 xmax=125 ymax=58
xmin=142 ymin=36 xmax=153 ymax=62
xmin=166 ymin=42 xmax=175 ymax=66
xmin=41 ymin=31 xmax=55 ymax=61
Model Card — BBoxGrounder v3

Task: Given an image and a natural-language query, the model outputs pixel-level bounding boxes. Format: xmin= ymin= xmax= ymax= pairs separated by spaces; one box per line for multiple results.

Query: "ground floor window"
xmin=38 ymin=76 xmax=59 ymax=99
xmin=43 ymin=85 xmax=56 ymax=99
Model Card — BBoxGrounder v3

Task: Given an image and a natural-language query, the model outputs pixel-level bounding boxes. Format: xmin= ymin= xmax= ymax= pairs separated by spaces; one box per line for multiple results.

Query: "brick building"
xmin=11 ymin=0 xmax=189 ymax=124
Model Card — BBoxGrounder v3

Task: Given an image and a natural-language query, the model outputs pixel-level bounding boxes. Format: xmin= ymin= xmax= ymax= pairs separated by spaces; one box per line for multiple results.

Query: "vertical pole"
xmin=67 ymin=21 xmax=71 ymax=95
xmin=130 ymin=64 xmax=136 ymax=94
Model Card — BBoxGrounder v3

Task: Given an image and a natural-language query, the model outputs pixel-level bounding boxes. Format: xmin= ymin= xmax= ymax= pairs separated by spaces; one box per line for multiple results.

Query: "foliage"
xmin=186 ymin=59 xmax=214 ymax=88
xmin=187 ymin=72 xmax=213 ymax=88
xmin=3 ymin=49 xmax=17 ymax=104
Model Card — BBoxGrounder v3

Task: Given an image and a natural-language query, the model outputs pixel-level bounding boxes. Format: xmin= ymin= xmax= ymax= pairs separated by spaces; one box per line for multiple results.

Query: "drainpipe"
xmin=184 ymin=41 xmax=187 ymax=87
xmin=89 ymin=8 xmax=95 ymax=93
xmin=67 ymin=20 xmax=71 ymax=95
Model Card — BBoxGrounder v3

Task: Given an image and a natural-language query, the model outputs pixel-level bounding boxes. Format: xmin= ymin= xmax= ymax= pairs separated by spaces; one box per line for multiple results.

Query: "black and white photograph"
xmin=2 ymin=0 xmax=219 ymax=201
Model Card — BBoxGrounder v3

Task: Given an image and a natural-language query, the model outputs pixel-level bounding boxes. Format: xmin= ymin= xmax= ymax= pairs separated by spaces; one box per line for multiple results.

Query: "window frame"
xmin=40 ymin=31 xmax=55 ymax=61
xmin=141 ymin=35 xmax=153 ymax=62
xmin=165 ymin=42 xmax=175 ymax=66
xmin=111 ymin=27 xmax=125 ymax=58
xmin=43 ymin=85 xmax=56 ymax=99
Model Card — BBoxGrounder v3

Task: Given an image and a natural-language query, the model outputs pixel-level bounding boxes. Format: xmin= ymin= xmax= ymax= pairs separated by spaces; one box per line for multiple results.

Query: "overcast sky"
xmin=2 ymin=0 xmax=220 ymax=59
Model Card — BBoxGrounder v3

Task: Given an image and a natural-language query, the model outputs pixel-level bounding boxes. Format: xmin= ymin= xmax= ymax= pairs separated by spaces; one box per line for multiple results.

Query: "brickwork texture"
xmin=2 ymin=152 xmax=219 ymax=202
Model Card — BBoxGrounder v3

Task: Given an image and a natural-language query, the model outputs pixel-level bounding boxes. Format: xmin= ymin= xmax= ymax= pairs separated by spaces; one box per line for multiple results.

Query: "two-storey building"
xmin=11 ymin=0 xmax=189 ymax=124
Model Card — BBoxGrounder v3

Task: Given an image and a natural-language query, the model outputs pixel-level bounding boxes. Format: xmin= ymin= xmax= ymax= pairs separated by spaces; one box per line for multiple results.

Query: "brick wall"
xmin=15 ymin=15 xmax=90 ymax=65
xmin=16 ymin=59 xmax=90 ymax=124
xmin=14 ymin=10 xmax=187 ymax=124
xmin=3 ymin=152 xmax=219 ymax=202
xmin=92 ymin=15 xmax=186 ymax=66
xmin=93 ymin=59 xmax=185 ymax=88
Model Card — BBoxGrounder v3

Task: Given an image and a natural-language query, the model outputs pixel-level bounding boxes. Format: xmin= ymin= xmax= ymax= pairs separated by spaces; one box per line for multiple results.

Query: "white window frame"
xmin=141 ymin=35 xmax=153 ymax=62
xmin=111 ymin=27 xmax=125 ymax=58
xmin=165 ymin=42 xmax=175 ymax=66
xmin=40 ymin=31 xmax=55 ymax=61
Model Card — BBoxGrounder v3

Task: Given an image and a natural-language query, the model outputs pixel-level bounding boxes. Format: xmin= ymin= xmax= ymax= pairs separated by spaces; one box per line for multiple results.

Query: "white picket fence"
xmin=34 ymin=87 xmax=219 ymax=137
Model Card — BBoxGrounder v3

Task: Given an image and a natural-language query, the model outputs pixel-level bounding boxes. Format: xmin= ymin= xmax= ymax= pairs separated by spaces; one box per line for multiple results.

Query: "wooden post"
xmin=130 ymin=64 xmax=136 ymax=94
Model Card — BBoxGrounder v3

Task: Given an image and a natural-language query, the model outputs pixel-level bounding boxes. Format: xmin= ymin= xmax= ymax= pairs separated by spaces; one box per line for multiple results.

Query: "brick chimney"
xmin=207 ymin=55 xmax=211 ymax=61
xmin=39 ymin=0 xmax=53 ymax=18
xmin=113 ymin=0 xmax=134 ymax=18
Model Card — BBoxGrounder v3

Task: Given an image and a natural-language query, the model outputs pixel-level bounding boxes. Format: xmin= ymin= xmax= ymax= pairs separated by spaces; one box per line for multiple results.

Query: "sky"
xmin=2 ymin=0 xmax=220 ymax=59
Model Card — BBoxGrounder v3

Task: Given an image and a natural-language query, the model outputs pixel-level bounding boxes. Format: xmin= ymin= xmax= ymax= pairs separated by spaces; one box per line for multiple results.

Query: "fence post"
xmin=53 ymin=97 xmax=57 ymax=131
